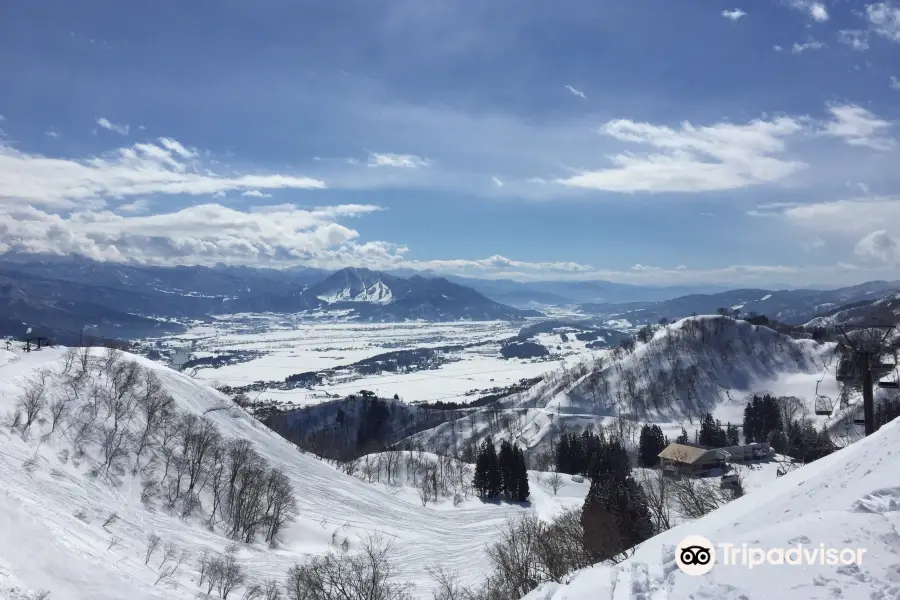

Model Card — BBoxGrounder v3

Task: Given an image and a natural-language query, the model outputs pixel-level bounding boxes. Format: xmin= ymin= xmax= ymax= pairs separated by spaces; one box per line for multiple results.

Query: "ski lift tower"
xmin=836 ymin=324 xmax=897 ymax=436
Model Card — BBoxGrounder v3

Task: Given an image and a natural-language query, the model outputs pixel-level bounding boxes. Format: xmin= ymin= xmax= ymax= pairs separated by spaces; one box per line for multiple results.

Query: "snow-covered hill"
xmin=521 ymin=414 xmax=900 ymax=600
xmin=805 ymin=292 xmax=900 ymax=328
xmin=402 ymin=316 xmax=835 ymax=458
xmin=0 ymin=346 xmax=576 ymax=600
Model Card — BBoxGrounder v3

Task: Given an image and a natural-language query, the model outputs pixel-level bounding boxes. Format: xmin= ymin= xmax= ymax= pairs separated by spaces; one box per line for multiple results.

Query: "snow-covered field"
xmin=146 ymin=317 xmax=605 ymax=406
xmin=0 ymin=346 xmax=587 ymax=600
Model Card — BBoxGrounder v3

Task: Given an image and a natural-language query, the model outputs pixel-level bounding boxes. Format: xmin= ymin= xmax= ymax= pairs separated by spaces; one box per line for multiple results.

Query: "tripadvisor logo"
xmin=675 ymin=535 xmax=867 ymax=575
xmin=675 ymin=535 xmax=716 ymax=576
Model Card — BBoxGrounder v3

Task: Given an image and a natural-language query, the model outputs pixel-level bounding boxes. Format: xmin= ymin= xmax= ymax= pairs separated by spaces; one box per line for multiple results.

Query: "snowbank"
xmin=521 ymin=415 xmax=900 ymax=600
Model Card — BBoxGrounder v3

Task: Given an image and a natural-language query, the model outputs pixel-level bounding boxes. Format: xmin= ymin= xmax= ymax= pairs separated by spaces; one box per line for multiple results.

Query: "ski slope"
xmin=0 ymin=347 xmax=583 ymax=600
xmin=522 ymin=415 xmax=900 ymax=600
xmin=404 ymin=316 xmax=837 ymax=458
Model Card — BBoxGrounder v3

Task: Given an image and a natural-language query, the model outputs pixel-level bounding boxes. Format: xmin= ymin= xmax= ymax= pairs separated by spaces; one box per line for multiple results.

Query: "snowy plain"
xmin=149 ymin=317 xmax=602 ymax=406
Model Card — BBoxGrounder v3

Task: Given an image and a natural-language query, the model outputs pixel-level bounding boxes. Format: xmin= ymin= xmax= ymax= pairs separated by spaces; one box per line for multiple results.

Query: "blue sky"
xmin=1 ymin=0 xmax=900 ymax=287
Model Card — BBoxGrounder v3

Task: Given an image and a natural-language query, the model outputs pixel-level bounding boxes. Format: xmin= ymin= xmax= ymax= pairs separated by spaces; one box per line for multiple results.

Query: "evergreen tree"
xmin=726 ymin=423 xmax=740 ymax=446
xmin=474 ymin=438 xmax=502 ymax=499
xmin=512 ymin=446 xmax=530 ymax=502
xmin=697 ymin=413 xmax=719 ymax=447
xmin=675 ymin=427 xmax=688 ymax=444
xmin=637 ymin=424 xmax=666 ymax=467
xmin=498 ymin=440 xmax=515 ymax=499
xmin=742 ymin=401 xmax=755 ymax=443
xmin=581 ymin=439 xmax=653 ymax=561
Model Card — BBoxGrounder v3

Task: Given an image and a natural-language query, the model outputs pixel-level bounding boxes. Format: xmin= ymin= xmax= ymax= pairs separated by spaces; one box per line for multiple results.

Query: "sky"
xmin=1 ymin=0 xmax=900 ymax=288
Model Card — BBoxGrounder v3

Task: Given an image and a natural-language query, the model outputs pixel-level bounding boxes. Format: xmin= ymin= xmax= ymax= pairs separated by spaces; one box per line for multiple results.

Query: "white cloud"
xmin=891 ymin=76 xmax=900 ymax=90
xmin=565 ymin=85 xmax=587 ymax=99
xmin=416 ymin=255 xmax=594 ymax=275
xmin=556 ymin=115 xmax=806 ymax=193
xmin=44 ymin=130 xmax=60 ymax=138
xmin=0 ymin=137 xmax=325 ymax=208
xmin=96 ymin=118 xmax=129 ymax=135
xmin=786 ymin=0 xmax=829 ymax=22
xmin=0 ymin=202 xmax=386 ymax=268
xmin=491 ymin=176 xmax=504 ymax=187
xmin=115 ymin=199 xmax=152 ymax=214
xmin=722 ymin=9 xmax=747 ymax=21
xmin=792 ymin=38 xmax=825 ymax=53
xmin=242 ymin=189 xmax=272 ymax=198
xmin=820 ymin=104 xmax=896 ymax=150
xmin=804 ymin=237 xmax=826 ymax=251
xmin=838 ymin=30 xmax=870 ymax=51
xmin=782 ymin=196 xmax=900 ymax=235
xmin=631 ymin=264 xmax=661 ymax=271
xmin=854 ymin=230 xmax=900 ymax=264
xmin=866 ymin=2 xmax=900 ymax=42
xmin=774 ymin=45 xmax=784 ymax=51
xmin=367 ymin=153 xmax=430 ymax=168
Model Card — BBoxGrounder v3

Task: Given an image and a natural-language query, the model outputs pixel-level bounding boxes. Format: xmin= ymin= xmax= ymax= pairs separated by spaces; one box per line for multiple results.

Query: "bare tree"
xmin=669 ymin=476 xmax=734 ymax=520
xmin=285 ymin=534 xmax=412 ymax=600
xmin=155 ymin=546 xmax=189 ymax=586
xmin=426 ymin=566 xmax=475 ymax=600
xmin=546 ymin=472 xmax=565 ymax=495
xmin=218 ymin=554 xmax=246 ymax=599
xmin=18 ymin=371 xmax=50 ymax=435
xmin=47 ymin=392 xmax=71 ymax=435
xmin=133 ymin=371 xmax=175 ymax=470
xmin=262 ymin=468 xmax=297 ymax=545
xmin=635 ymin=469 xmax=671 ymax=534
xmin=102 ymin=512 xmax=119 ymax=528
xmin=158 ymin=541 xmax=178 ymax=568
xmin=145 ymin=533 xmax=162 ymax=565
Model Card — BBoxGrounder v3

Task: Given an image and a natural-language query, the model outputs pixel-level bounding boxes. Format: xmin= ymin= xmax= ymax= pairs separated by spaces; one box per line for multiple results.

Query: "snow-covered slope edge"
xmin=0 ymin=347 xmax=550 ymax=600
xmin=522 ymin=416 xmax=900 ymax=600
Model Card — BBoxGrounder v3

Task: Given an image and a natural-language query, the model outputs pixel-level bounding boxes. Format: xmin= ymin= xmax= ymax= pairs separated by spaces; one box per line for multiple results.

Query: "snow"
xmin=156 ymin=319 xmax=598 ymax=406
xmin=317 ymin=280 xmax=394 ymax=304
xmin=404 ymin=317 xmax=836 ymax=458
xmin=0 ymin=347 xmax=583 ymax=599
xmin=521 ymin=415 xmax=900 ymax=600
xmin=760 ymin=294 xmax=773 ymax=301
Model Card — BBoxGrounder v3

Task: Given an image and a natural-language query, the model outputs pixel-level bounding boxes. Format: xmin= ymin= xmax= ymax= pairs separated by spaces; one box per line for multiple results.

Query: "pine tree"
xmin=697 ymin=413 xmax=718 ymax=447
xmin=742 ymin=399 xmax=757 ymax=443
xmin=474 ymin=438 xmax=501 ymax=498
xmin=675 ymin=427 xmax=688 ymax=444
xmin=582 ymin=439 xmax=652 ymax=561
xmin=726 ymin=423 xmax=740 ymax=446
xmin=638 ymin=424 xmax=666 ymax=467
xmin=498 ymin=440 xmax=515 ymax=499
xmin=512 ymin=446 xmax=530 ymax=502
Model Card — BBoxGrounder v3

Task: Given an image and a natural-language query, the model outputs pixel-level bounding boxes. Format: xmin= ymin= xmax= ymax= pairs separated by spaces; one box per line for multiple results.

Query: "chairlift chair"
xmin=814 ymin=395 xmax=834 ymax=416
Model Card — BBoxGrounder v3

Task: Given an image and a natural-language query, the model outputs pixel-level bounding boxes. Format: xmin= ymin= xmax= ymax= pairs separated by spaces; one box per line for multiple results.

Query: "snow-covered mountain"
xmin=308 ymin=267 xmax=396 ymax=304
xmin=805 ymin=292 xmax=900 ymax=328
xmin=521 ymin=414 xmax=900 ymax=600
xmin=296 ymin=268 xmax=543 ymax=321
xmin=580 ymin=282 xmax=900 ymax=327
xmin=0 ymin=260 xmax=540 ymax=342
xmin=0 ymin=346 xmax=576 ymax=599
xmin=402 ymin=316 xmax=835 ymax=457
